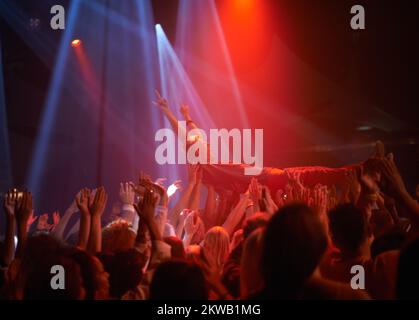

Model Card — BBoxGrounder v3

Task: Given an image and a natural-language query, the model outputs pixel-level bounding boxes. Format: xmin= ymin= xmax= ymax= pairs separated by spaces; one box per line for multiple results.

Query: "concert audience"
xmin=0 ymin=94 xmax=418 ymax=300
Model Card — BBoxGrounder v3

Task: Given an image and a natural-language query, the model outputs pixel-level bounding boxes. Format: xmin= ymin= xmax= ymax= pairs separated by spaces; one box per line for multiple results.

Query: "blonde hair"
xmin=102 ymin=219 xmax=136 ymax=253
xmin=202 ymin=226 xmax=230 ymax=271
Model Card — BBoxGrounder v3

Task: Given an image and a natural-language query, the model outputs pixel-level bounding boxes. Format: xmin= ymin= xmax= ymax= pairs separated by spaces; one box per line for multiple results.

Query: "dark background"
xmin=0 ymin=0 xmax=418 ymax=215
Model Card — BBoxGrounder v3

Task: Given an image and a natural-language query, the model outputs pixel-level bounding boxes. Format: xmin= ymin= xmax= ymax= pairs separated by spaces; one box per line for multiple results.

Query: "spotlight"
xmin=357 ymin=125 xmax=372 ymax=131
xmin=71 ymin=39 xmax=81 ymax=48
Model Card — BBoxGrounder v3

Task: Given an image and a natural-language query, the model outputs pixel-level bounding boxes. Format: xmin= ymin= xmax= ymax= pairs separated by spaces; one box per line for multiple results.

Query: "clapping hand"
xmin=75 ymin=188 xmax=90 ymax=215
xmin=134 ymin=188 xmax=158 ymax=223
xmin=89 ymin=186 xmax=108 ymax=217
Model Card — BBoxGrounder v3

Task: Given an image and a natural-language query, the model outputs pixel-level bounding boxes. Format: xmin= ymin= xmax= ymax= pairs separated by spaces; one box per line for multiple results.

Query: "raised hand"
xmin=89 ymin=186 xmax=108 ymax=217
xmin=134 ymin=188 xmax=157 ymax=221
xmin=342 ymin=169 xmax=361 ymax=204
xmin=286 ymin=171 xmax=306 ymax=201
xmin=26 ymin=211 xmax=38 ymax=231
xmin=75 ymin=188 xmax=90 ymax=215
xmin=15 ymin=191 xmax=33 ymax=226
xmin=3 ymin=189 xmax=18 ymax=219
xmin=136 ymin=172 xmax=167 ymax=207
xmin=248 ymin=177 xmax=261 ymax=204
xmin=180 ymin=103 xmax=190 ymax=118
xmin=153 ymin=90 xmax=169 ymax=110
xmin=36 ymin=213 xmax=53 ymax=231
xmin=119 ymin=182 xmax=135 ymax=205
xmin=167 ymin=180 xmax=182 ymax=198
xmin=184 ymin=210 xmax=200 ymax=236
xmin=134 ymin=187 xmax=162 ymax=244
xmin=261 ymin=186 xmax=278 ymax=214
xmin=52 ymin=211 xmax=60 ymax=226
xmin=379 ymin=154 xmax=407 ymax=196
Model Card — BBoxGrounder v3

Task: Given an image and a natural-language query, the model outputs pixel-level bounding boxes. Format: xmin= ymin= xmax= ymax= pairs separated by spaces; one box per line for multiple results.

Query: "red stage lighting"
xmin=71 ymin=39 xmax=81 ymax=48
xmin=235 ymin=0 xmax=254 ymax=10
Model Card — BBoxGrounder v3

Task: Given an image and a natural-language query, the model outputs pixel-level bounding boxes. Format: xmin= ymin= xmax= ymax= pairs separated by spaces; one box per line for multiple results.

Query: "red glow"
xmin=218 ymin=0 xmax=272 ymax=72
xmin=71 ymin=39 xmax=81 ymax=48
xmin=233 ymin=0 xmax=255 ymax=11
xmin=73 ymin=45 xmax=101 ymax=104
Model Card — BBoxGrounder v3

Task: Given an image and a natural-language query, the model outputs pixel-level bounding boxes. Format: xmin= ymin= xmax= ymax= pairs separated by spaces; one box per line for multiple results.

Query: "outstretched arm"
xmin=168 ymin=165 xmax=198 ymax=228
xmin=180 ymin=103 xmax=199 ymax=130
xmin=51 ymin=196 xmax=79 ymax=239
xmin=223 ymin=193 xmax=250 ymax=236
xmin=153 ymin=90 xmax=184 ymax=137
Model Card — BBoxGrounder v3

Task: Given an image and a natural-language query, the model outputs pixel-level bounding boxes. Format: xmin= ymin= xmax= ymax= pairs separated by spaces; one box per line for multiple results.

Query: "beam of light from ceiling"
xmin=175 ymin=0 xmax=249 ymax=128
xmin=26 ymin=0 xmax=81 ymax=200
xmin=134 ymin=0 xmax=183 ymax=186
xmin=156 ymin=24 xmax=217 ymax=132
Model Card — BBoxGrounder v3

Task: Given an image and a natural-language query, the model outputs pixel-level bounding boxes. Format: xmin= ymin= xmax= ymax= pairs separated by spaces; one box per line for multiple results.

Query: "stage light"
xmin=26 ymin=0 xmax=81 ymax=198
xmin=71 ymin=39 xmax=81 ymax=47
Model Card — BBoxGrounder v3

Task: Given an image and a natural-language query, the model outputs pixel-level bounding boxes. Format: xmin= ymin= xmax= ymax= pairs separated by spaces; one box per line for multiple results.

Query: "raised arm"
xmin=180 ymin=103 xmax=199 ymax=131
xmin=51 ymin=208 xmax=71 ymax=238
xmin=189 ymin=166 xmax=203 ymax=210
xmin=379 ymin=155 xmax=419 ymax=229
xmin=14 ymin=191 xmax=33 ymax=258
xmin=87 ymin=186 xmax=107 ymax=254
xmin=168 ymin=165 xmax=198 ymax=228
xmin=153 ymin=90 xmax=183 ymax=136
xmin=119 ymin=182 xmax=137 ymax=228
xmin=1 ymin=190 xmax=17 ymax=266
xmin=75 ymin=188 xmax=91 ymax=250
xmin=182 ymin=210 xmax=201 ymax=247
xmin=222 ymin=193 xmax=250 ymax=236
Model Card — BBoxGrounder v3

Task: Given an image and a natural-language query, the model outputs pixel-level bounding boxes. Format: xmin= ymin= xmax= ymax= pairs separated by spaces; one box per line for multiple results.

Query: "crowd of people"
xmin=0 ymin=93 xmax=418 ymax=300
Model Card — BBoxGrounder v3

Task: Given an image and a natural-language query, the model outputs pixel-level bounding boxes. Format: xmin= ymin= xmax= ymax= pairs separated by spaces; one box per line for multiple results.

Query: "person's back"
xmin=257 ymin=203 xmax=328 ymax=299
xmin=321 ymin=204 xmax=398 ymax=299
xmin=149 ymin=259 xmax=208 ymax=300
